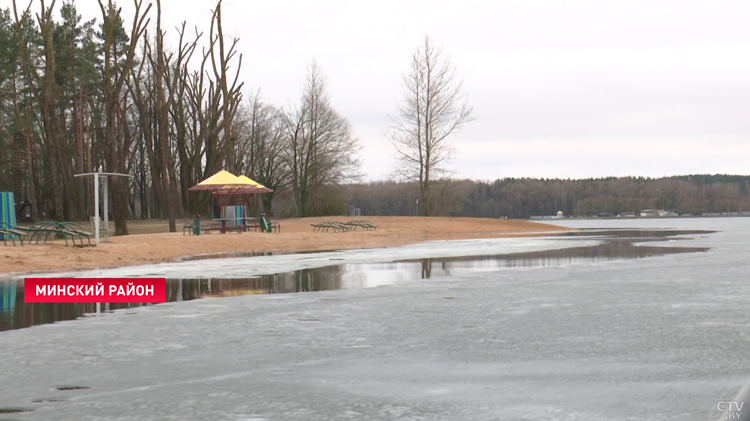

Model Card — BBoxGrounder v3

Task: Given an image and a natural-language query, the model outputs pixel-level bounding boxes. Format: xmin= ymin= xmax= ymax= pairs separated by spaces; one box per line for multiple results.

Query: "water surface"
xmin=0 ymin=228 xmax=711 ymax=331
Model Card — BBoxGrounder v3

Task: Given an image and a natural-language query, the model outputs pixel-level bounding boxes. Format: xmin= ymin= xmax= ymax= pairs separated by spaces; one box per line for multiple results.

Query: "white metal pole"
xmin=102 ymin=176 xmax=109 ymax=242
xmin=94 ymin=175 xmax=100 ymax=245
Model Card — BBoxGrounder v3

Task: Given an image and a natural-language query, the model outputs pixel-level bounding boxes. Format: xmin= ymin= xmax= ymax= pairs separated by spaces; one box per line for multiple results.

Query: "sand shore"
xmin=0 ymin=216 xmax=567 ymax=276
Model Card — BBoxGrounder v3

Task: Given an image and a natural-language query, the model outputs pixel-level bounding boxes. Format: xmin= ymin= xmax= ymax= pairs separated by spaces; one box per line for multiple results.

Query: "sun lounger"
xmin=0 ymin=221 xmax=28 ymax=246
xmin=343 ymin=220 xmax=377 ymax=231
xmin=0 ymin=228 xmax=22 ymax=246
xmin=311 ymin=221 xmax=377 ymax=232
xmin=27 ymin=221 xmax=93 ymax=246
xmin=311 ymin=222 xmax=351 ymax=232
xmin=60 ymin=222 xmax=94 ymax=246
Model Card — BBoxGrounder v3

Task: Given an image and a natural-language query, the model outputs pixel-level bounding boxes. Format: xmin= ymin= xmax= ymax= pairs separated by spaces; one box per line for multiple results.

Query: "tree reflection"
xmin=0 ymin=230 xmax=710 ymax=332
xmin=1 ymin=266 xmax=346 ymax=332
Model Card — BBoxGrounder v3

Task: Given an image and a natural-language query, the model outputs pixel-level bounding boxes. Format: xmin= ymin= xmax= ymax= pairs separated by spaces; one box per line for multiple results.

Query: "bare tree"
xmin=387 ymin=36 xmax=473 ymax=216
xmin=285 ymin=62 xmax=360 ymax=217
xmin=209 ymin=0 xmax=243 ymax=174
xmin=234 ymin=90 xmax=288 ymax=215
xmin=151 ymin=0 xmax=196 ymax=230
xmin=180 ymin=42 xmax=220 ymax=213
xmin=98 ymin=0 xmax=150 ymax=235
xmin=126 ymin=0 xmax=198 ymax=230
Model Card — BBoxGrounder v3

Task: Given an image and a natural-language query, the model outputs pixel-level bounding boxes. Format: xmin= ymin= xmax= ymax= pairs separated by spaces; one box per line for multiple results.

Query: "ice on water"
xmin=1 ymin=217 xmax=748 ymax=420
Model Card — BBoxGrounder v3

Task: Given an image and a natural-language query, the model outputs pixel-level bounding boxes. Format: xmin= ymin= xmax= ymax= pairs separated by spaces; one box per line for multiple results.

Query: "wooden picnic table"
xmin=213 ymin=217 xmax=258 ymax=232
xmin=202 ymin=225 xmax=245 ymax=234
xmin=202 ymin=217 xmax=279 ymax=234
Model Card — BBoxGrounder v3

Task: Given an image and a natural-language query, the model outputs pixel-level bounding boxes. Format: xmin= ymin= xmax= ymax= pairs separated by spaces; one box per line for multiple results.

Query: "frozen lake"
xmin=0 ymin=217 xmax=749 ymax=420
xmin=2 ymin=227 xmax=709 ymax=331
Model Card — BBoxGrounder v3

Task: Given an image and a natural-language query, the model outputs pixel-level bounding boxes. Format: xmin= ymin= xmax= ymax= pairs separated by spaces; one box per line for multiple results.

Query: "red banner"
xmin=24 ymin=278 xmax=166 ymax=303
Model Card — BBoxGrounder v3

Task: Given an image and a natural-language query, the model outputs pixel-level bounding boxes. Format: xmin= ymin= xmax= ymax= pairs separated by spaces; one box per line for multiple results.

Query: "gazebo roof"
xmin=188 ymin=170 xmax=273 ymax=194
xmin=188 ymin=170 xmax=243 ymax=190
xmin=214 ymin=175 xmax=273 ymax=195
xmin=237 ymin=175 xmax=267 ymax=189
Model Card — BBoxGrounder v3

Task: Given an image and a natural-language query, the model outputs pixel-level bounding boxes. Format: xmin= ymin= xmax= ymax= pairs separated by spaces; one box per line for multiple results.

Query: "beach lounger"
xmin=311 ymin=222 xmax=351 ymax=232
xmin=27 ymin=221 xmax=93 ymax=246
xmin=60 ymin=222 xmax=94 ymax=246
xmin=0 ymin=221 xmax=28 ymax=246
xmin=0 ymin=228 xmax=21 ymax=246
xmin=343 ymin=220 xmax=377 ymax=231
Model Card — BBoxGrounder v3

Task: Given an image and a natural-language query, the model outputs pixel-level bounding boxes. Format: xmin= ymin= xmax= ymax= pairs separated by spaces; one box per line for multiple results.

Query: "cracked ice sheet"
xmin=0 ymin=221 xmax=745 ymax=421
xmin=34 ymin=235 xmax=600 ymax=280
xmin=1 ymin=219 xmax=744 ymax=420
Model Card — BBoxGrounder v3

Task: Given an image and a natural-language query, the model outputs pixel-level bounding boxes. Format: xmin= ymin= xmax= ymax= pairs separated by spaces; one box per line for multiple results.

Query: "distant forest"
xmin=6 ymin=2 xmax=745 ymax=226
xmin=328 ymin=175 xmax=750 ymax=219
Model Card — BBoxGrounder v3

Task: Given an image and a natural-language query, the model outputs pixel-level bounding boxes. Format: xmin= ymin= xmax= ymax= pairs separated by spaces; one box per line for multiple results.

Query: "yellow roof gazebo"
xmin=188 ymin=170 xmax=273 ymax=203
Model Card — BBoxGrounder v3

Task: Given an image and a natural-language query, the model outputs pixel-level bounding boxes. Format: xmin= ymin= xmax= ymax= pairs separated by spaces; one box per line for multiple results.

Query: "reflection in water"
xmin=1 ymin=267 xmax=345 ymax=332
xmin=1 ymin=230 xmax=710 ymax=331
xmin=558 ymin=229 xmax=715 ymax=238
xmin=421 ymin=236 xmax=711 ymax=271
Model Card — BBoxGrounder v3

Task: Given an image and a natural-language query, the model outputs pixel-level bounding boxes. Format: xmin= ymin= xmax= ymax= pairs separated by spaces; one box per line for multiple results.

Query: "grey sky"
xmin=71 ymin=0 xmax=750 ymax=181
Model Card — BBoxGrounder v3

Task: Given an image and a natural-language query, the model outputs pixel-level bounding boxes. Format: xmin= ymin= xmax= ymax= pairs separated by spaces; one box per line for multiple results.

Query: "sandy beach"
xmin=0 ymin=216 xmax=567 ymax=276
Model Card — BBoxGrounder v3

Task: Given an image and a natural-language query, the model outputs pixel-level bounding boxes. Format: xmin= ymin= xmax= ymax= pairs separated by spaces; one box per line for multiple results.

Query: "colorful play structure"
xmin=0 ymin=192 xmax=17 ymax=242
xmin=1 ymin=280 xmax=16 ymax=317
xmin=0 ymin=192 xmax=16 ymax=229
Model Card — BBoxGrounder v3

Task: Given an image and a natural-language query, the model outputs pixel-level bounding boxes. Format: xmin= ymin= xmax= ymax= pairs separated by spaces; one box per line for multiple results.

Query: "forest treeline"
xmin=2 ymin=2 xmax=749 ymax=228
xmin=0 ymin=0 xmax=359 ymax=233
xmin=337 ymin=175 xmax=750 ymax=219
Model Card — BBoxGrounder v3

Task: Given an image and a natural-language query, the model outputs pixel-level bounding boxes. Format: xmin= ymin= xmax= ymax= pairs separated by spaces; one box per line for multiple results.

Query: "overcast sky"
xmin=70 ymin=0 xmax=750 ymax=181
